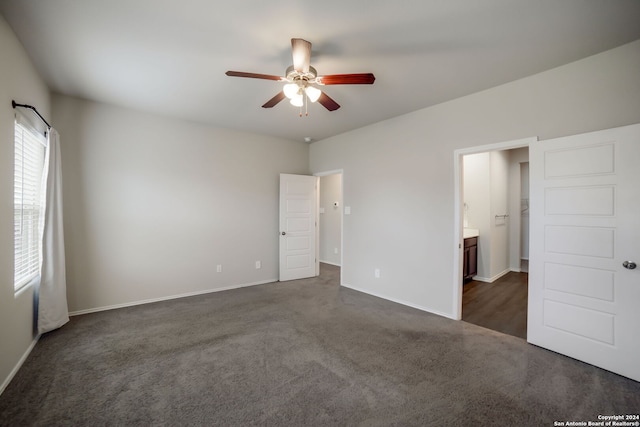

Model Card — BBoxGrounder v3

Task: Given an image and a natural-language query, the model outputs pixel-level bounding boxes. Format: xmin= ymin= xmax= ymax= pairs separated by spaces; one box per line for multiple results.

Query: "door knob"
xmin=623 ymin=261 xmax=637 ymax=270
xmin=281 ymin=231 xmax=286 ymax=236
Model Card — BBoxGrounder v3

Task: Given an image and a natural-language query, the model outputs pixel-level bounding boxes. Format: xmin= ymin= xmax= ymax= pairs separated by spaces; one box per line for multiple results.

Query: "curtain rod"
xmin=12 ymin=100 xmax=52 ymax=129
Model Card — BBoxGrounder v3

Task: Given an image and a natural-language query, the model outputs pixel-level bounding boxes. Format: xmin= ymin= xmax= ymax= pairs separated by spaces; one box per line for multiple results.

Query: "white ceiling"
xmin=2 ymin=1 xmax=640 ymax=142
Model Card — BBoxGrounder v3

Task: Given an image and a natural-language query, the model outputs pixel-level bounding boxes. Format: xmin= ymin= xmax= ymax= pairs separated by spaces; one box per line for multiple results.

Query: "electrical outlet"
xmin=255 ymin=260 xmax=261 ymax=269
xmin=216 ymin=265 xmax=222 ymax=273
xmin=374 ymin=268 xmax=380 ymax=278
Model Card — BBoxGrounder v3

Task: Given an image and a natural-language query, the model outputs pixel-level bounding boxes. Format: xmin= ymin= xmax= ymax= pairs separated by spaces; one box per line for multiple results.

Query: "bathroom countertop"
xmin=463 ymin=228 xmax=479 ymax=239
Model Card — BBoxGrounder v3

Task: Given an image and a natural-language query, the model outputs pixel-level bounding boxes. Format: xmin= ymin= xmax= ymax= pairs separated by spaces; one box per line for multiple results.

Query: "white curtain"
xmin=38 ymin=128 xmax=69 ymax=333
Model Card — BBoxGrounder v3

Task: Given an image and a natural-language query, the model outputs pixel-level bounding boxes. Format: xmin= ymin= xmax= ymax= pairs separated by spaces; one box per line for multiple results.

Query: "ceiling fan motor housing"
xmin=285 ymin=65 xmax=318 ymax=83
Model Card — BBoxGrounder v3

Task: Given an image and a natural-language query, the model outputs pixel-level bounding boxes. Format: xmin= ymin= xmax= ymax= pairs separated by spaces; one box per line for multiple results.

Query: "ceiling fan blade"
xmin=291 ymin=38 xmax=311 ymax=73
xmin=317 ymin=73 xmax=376 ymax=85
xmin=262 ymin=91 xmax=286 ymax=108
xmin=317 ymin=92 xmax=340 ymax=111
xmin=226 ymin=71 xmax=284 ymax=81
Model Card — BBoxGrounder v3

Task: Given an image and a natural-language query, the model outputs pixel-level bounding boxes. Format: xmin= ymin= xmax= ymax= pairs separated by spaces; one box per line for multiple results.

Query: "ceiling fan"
xmin=226 ymin=38 xmax=375 ymax=114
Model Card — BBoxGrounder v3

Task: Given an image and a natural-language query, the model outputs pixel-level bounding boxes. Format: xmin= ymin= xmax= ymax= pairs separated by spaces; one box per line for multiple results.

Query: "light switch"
xmin=344 ymin=206 xmax=351 ymax=215
xmin=320 ymin=207 xmax=325 ymax=214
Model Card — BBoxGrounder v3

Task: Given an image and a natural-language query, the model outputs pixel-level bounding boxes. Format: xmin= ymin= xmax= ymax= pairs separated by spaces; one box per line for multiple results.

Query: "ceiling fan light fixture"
xmin=290 ymin=94 xmax=304 ymax=107
xmin=283 ymin=83 xmax=299 ymax=99
xmin=305 ymin=86 xmax=321 ymax=103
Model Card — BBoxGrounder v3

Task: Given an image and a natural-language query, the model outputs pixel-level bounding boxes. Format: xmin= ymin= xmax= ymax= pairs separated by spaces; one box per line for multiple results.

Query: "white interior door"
xmin=279 ymin=174 xmax=318 ymax=281
xmin=528 ymin=123 xmax=640 ymax=381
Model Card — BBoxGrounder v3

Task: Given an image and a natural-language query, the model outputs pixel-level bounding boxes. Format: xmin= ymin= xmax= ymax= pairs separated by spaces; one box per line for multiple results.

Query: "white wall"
xmin=463 ymin=150 xmax=510 ymax=281
xmin=489 ymin=150 xmax=509 ymax=279
xmin=52 ymin=94 xmax=309 ymax=313
xmin=319 ymin=174 xmax=342 ymax=266
xmin=310 ymin=40 xmax=640 ymax=318
xmin=520 ymin=162 xmax=530 ymax=261
xmin=462 ymin=152 xmax=491 ymax=278
xmin=508 ymin=147 xmax=529 ymax=271
xmin=0 ymin=15 xmax=50 ymax=392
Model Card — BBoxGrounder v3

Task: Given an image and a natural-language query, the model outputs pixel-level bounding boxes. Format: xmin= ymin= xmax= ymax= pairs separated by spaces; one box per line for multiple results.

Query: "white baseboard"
xmin=319 ymin=260 xmax=341 ymax=267
xmin=341 ymin=283 xmax=455 ymax=320
xmin=472 ymin=268 xmax=511 ymax=283
xmin=0 ymin=334 xmax=40 ymax=396
xmin=69 ymin=278 xmax=278 ymax=317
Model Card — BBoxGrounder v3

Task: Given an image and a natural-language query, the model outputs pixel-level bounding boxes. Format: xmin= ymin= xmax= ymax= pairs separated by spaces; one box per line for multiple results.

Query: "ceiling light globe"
xmin=283 ymin=83 xmax=299 ymax=99
xmin=290 ymin=94 xmax=304 ymax=107
xmin=305 ymin=86 xmax=321 ymax=103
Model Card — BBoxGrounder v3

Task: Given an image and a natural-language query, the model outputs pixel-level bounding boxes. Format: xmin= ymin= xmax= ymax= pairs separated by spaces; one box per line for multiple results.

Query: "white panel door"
xmin=528 ymin=123 xmax=640 ymax=381
xmin=279 ymin=174 xmax=318 ymax=281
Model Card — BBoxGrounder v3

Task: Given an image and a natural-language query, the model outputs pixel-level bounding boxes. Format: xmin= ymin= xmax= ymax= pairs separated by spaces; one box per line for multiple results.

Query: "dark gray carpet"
xmin=1 ymin=263 xmax=639 ymax=426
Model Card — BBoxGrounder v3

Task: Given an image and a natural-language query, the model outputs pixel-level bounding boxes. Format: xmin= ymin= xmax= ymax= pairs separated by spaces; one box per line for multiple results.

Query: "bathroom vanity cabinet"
xmin=463 ymin=236 xmax=478 ymax=281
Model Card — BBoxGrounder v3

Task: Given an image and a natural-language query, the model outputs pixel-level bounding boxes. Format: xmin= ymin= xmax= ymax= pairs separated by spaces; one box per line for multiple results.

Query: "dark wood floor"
xmin=462 ymin=272 xmax=528 ymax=339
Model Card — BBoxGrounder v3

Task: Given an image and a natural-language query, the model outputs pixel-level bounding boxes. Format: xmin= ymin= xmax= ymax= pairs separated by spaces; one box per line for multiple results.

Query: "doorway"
xmin=452 ymin=137 xmax=536 ymax=336
xmin=460 ymin=148 xmax=529 ymax=339
xmin=315 ymin=170 xmax=343 ymax=284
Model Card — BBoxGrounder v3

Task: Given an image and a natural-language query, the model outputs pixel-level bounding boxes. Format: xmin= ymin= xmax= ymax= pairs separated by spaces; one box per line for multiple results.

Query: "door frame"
xmin=451 ymin=137 xmax=537 ymax=320
xmin=314 ymin=169 xmax=344 ymax=285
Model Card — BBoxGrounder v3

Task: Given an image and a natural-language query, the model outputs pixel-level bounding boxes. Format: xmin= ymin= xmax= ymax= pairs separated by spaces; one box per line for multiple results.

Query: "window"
xmin=14 ymin=112 xmax=47 ymax=291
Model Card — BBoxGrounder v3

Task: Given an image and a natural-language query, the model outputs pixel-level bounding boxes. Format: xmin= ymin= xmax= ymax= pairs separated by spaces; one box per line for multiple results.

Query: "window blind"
xmin=14 ymin=113 xmax=47 ymax=290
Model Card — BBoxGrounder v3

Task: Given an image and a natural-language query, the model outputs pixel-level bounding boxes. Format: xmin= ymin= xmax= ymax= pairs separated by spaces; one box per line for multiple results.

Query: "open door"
xmin=279 ymin=174 xmax=318 ymax=281
xmin=528 ymin=123 xmax=640 ymax=381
